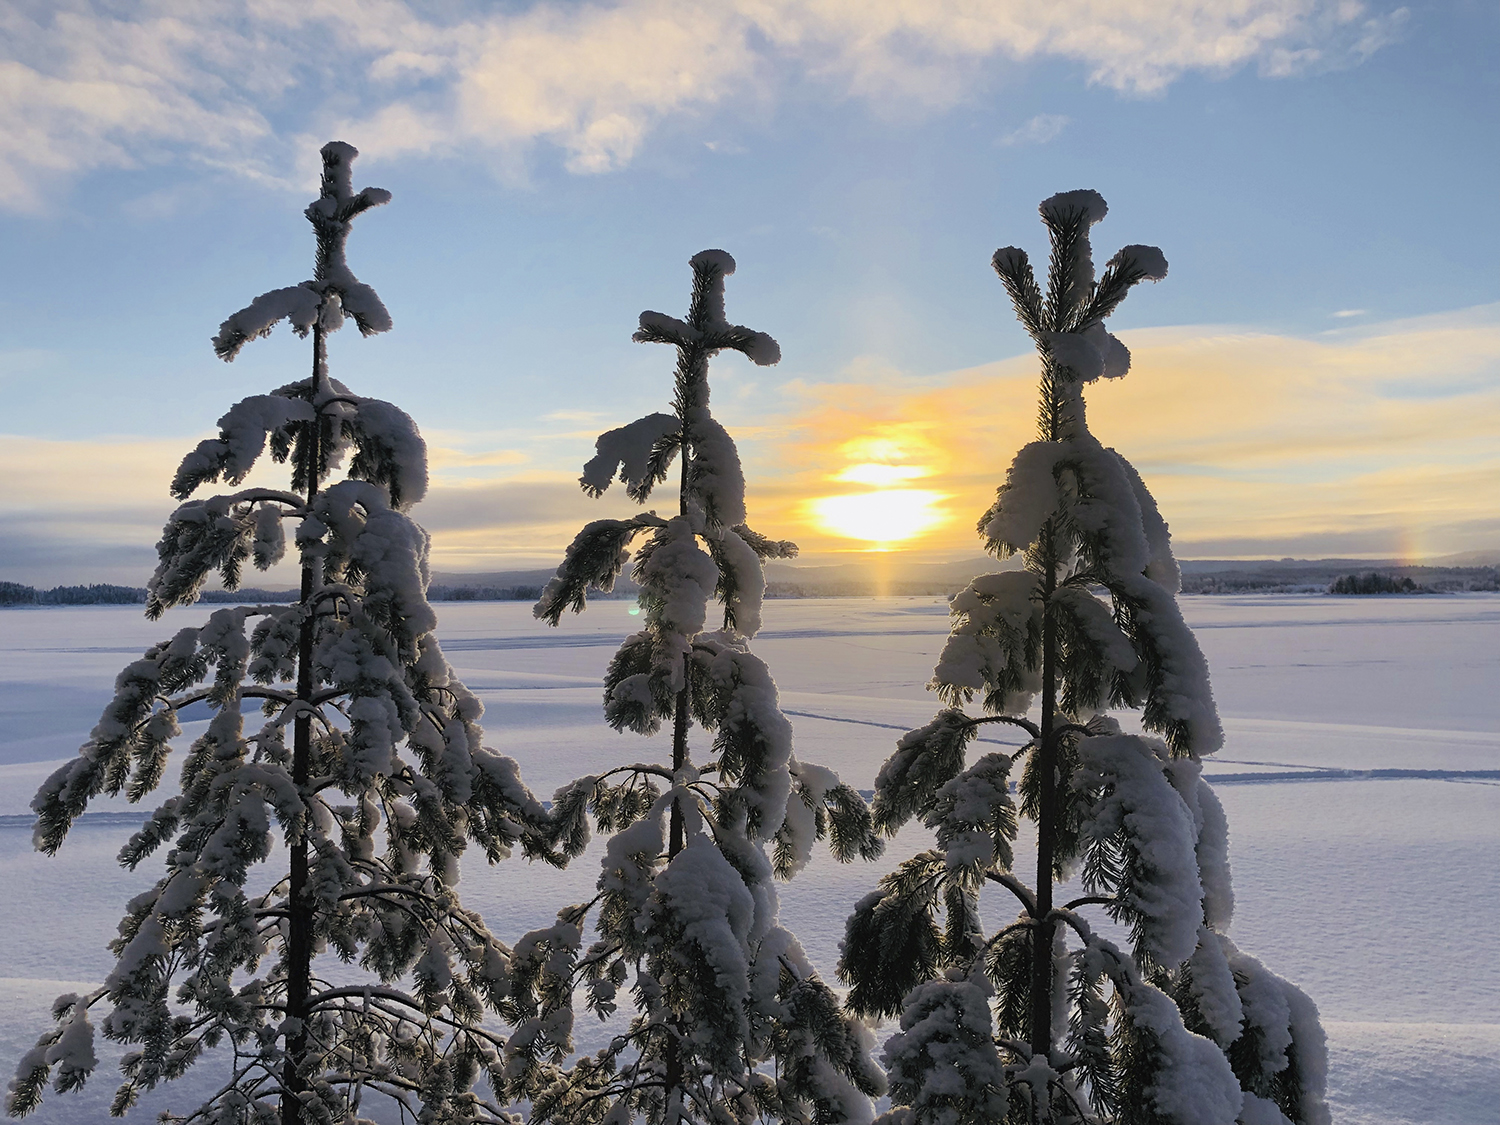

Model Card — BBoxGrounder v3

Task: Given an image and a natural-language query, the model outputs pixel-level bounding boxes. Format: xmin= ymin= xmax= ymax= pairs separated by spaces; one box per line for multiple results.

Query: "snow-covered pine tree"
xmin=505 ymin=250 xmax=887 ymax=1125
xmin=836 ymin=191 xmax=1330 ymax=1125
xmin=7 ymin=142 xmax=551 ymax=1125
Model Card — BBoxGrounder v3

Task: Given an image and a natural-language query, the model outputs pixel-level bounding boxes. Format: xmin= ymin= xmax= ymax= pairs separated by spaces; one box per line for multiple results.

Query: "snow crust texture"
xmin=1 ymin=598 xmax=1494 ymax=1124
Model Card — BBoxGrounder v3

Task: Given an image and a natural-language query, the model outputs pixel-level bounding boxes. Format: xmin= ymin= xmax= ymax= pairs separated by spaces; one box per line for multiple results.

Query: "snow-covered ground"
xmin=2 ymin=594 xmax=1496 ymax=1123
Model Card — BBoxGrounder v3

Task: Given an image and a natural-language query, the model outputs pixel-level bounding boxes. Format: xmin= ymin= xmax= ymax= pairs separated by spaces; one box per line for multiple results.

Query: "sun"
xmin=808 ymin=460 xmax=948 ymax=545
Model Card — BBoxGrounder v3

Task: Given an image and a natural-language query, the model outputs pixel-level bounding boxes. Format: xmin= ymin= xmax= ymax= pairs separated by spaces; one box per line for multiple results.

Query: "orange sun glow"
xmin=807 ymin=459 xmax=948 ymax=544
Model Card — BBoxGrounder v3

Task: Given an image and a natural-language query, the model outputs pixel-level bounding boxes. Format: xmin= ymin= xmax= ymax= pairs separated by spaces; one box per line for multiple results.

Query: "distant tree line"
xmin=1 ymin=581 xmax=647 ymax=608
xmin=1181 ymin=566 xmax=1498 ymax=595
xmin=10 ymin=567 xmax=1497 ymax=607
xmin=0 ymin=583 xmax=309 ymax=607
xmin=426 ymin=583 xmax=543 ymax=601
xmin=1328 ymin=572 xmax=1421 ymax=595
xmin=765 ymin=579 xmax=971 ymax=597
xmin=195 ymin=588 xmax=299 ymax=603
xmin=1 ymin=582 xmax=148 ymax=606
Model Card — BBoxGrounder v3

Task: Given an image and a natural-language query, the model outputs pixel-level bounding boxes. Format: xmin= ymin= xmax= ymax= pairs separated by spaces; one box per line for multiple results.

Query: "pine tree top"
xmin=212 ymin=140 xmax=393 ymax=363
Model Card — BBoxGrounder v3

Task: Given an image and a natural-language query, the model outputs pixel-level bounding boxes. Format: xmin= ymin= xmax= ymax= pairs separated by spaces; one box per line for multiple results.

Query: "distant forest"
xmin=0 ymin=583 xmax=307 ymax=607
xmin=0 ymin=581 xmax=566 ymax=607
xmin=3 ymin=564 xmax=1497 ymax=608
xmin=1 ymin=582 xmax=150 ymax=606
xmin=1179 ymin=564 xmax=1498 ymax=595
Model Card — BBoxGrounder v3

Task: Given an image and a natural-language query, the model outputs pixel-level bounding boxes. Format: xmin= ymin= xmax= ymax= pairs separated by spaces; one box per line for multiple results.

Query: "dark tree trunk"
xmin=662 ymin=411 xmax=692 ymax=1123
xmin=1030 ymin=524 xmax=1059 ymax=1059
xmin=282 ymin=325 xmax=325 ymax=1125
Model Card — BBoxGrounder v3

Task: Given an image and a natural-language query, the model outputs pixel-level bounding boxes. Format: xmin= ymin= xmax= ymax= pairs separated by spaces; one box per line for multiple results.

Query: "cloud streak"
xmin=1 ymin=0 xmax=1406 ymax=208
xmin=999 ymin=113 xmax=1070 ymax=146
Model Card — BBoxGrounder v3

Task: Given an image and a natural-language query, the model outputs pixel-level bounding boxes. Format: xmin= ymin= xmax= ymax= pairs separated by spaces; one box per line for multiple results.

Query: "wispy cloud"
xmin=425 ymin=444 xmax=528 ymax=476
xmin=999 ymin=114 xmax=1070 ymax=147
xmin=0 ymin=0 xmax=1406 ymax=209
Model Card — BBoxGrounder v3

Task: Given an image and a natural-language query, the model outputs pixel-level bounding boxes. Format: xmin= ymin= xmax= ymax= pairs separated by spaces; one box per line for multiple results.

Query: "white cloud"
xmin=999 ymin=113 xmax=1070 ymax=146
xmin=0 ymin=0 xmax=1405 ymax=209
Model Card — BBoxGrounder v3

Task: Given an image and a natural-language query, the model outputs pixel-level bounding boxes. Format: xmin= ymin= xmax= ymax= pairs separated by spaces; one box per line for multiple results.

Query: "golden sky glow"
xmin=835 ymin=463 xmax=931 ymax=486
xmin=2 ymin=305 xmax=1496 ymax=581
xmin=806 ymin=441 xmax=948 ymax=544
xmin=807 ymin=488 xmax=950 ymax=545
xmin=738 ymin=303 xmax=1500 ymax=561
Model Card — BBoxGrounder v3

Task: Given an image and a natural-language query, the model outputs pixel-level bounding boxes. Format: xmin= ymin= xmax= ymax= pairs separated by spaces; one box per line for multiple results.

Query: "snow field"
xmin=1 ymin=595 xmax=1496 ymax=1123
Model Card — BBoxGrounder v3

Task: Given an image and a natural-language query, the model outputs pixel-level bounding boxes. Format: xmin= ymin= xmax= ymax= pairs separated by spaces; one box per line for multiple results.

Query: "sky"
xmin=1 ymin=0 xmax=1497 ymax=585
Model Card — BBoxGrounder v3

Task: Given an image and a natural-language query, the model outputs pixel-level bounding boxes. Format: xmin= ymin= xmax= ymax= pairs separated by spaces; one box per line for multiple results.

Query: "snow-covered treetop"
xmin=212 ymin=141 xmax=392 ymax=361
xmin=1039 ymin=187 xmax=1108 ymax=226
xmin=561 ymin=249 xmax=783 ymax=543
xmin=632 ymin=249 xmax=782 ymax=380
xmin=312 ymin=140 xmax=391 ymax=218
xmin=946 ymin=190 xmax=1218 ymax=757
xmin=536 ymin=252 xmax=800 ymax=670
xmin=686 ymin=248 xmax=735 ymax=327
xmin=991 ymin=189 xmax=1168 ymax=403
xmin=190 ymin=143 xmax=423 ymax=524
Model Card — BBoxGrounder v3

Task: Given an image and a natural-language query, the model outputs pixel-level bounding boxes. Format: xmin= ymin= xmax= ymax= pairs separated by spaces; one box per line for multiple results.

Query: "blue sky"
xmin=1 ymin=0 xmax=1496 ymax=583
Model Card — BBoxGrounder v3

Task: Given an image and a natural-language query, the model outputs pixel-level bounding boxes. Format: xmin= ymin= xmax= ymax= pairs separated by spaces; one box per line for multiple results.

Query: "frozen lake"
xmin=2 ymin=594 xmax=1497 ymax=1123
